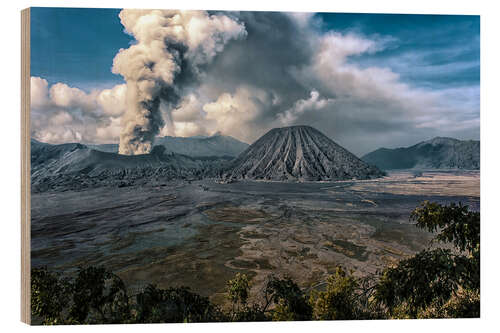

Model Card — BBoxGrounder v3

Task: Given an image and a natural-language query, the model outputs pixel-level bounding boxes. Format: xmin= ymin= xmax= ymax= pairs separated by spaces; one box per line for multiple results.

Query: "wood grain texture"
xmin=21 ymin=7 xmax=31 ymax=325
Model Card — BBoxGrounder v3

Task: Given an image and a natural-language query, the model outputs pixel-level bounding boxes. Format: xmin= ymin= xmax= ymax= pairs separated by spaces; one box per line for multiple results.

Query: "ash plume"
xmin=112 ymin=9 xmax=246 ymax=155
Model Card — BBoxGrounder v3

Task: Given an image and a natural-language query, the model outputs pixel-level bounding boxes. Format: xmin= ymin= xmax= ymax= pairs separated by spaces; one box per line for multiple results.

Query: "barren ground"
xmin=31 ymin=170 xmax=479 ymax=305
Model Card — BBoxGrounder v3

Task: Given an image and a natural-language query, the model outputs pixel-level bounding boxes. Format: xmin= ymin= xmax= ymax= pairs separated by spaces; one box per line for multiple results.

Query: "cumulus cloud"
xmin=49 ymin=82 xmax=94 ymax=109
xmin=202 ymin=86 xmax=271 ymax=142
xmin=30 ymin=77 xmax=51 ymax=109
xmin=95 ymin=117 xmax=122 ymax=142
xmin=49 ymin=111 xmax=73 ymax=126
xmin=169 ymin=121 xmax=207 ymax=138
xmin=159 ymin=93 xmax=209 ymax=137
xmin=171 ymin=93 xmax=204 ymax=123
xmin=30 ymin=77 xmax=127 ymax=145
xmin=96 ymin=84 xmax=128 ymax=117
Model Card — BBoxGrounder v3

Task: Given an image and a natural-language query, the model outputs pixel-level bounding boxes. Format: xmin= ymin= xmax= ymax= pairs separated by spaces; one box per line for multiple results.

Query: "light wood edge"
xmin=21 ymin=7 xmax=31 ymax=325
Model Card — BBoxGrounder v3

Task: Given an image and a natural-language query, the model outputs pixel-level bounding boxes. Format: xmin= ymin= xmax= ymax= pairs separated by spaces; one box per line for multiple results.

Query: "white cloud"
xmin=185 ymin=11 xmax=248 ymax=66
xmin=49 ymin=111 xmax=73 ymax=126
xmin=30 ymin=77 xmax=50 ymax=109
xmin=202 ymin=86 xmax=269 ymax=142
xmin=30 ymin=76 xmax=127 ymax=145
xmin=171 ymin=93 xmax=203 ymax=123
xmin=171 ymin=121 xmax=206 ymax=137
xmin=277 ymin=90 xmax=335 ymax=125
xmin=96 ymin=84 xmax=128 ymax=116
xmin=159 ymin=93 xmax=210 ymax=137
xmin=49 ymin=82 xmax=95 ymax=110
xmin=95 ymin=117 xmax=122 ymax=142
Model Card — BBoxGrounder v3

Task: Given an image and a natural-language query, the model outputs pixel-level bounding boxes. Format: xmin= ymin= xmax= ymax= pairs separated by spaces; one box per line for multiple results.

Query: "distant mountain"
xmin=361 ymin=137 xmax=480 ymax=170
xmin=31 ymin=140 xmax=231 ymax=193
xmin=224 ymin=125 xmax=384 ymax=181
xmin=156 ymin=133 xmax=249 ymax=157
xmin=87 ymin=133 xmax=249 ymax=157
xmin=31 ymin=139 xmax=87 ymax=167
xmin=85 ymin=143 xmax=118 ymax=153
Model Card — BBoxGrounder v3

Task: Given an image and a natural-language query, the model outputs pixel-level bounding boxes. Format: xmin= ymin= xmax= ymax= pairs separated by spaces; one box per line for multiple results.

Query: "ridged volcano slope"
xmin=224 ymin=126 xmax=384 ymax=181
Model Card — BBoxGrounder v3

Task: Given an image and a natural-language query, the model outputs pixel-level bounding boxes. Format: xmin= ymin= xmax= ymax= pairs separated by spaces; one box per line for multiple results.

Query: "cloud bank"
xmin=30 ymin=77 xmax=126 ymax=144
xmin=31 ymin=11 xmax=479 ymax=156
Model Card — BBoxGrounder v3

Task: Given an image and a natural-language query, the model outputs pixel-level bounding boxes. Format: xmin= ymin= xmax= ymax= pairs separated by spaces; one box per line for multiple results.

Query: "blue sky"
xmin=31 ymin=7 xmax=133 ymax=91
xmin=317 ymin=13 xmax=479 ymax=89
xmin=31 ymin=8 xmax=479 ymax=92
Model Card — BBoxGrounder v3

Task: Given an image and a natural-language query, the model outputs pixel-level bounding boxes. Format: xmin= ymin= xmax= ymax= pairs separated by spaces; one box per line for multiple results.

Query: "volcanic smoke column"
xmin=112 ymin=9 xmax=247 ymax=155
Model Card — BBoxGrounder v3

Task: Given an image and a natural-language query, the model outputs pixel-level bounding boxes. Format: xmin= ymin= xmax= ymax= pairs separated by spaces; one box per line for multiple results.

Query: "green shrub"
xmin=375 ymin=201 xmax=480 ymax=317
xmin=310 ymin=267 xmax=360 ymax=320
xmin=264 ymin=275 xmax=312 ymax=321
xmin=134 ymin=284 xmax=223 ymax=323
xmin=31 ymin=267 xmax=71 ymax=324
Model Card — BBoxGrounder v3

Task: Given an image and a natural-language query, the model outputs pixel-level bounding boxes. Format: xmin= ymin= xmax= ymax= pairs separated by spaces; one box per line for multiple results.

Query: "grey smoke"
xmin=112 ymin=10 xmax=247 ymax=155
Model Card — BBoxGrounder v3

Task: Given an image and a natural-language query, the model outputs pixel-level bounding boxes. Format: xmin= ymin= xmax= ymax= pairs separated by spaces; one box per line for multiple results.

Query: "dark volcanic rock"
xmin=31 ymin=140 xmax=231 ymax=193
xmin=224 ymin=125 xmax=384 ymax=181
xmin=31 ymin=139 xmax=87 ymax=167
xmin=362 ymin=137 xmax=480 ymax=170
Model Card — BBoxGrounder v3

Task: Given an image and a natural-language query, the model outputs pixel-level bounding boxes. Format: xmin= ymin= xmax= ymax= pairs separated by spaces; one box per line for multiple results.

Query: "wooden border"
xmin=21 ymin=7 xmax=31 ymax=325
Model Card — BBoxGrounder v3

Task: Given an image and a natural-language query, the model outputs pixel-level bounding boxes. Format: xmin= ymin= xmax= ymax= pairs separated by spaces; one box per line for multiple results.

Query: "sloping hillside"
xmin=88 ymin=133 xmax=248 ymax=157
xmin=362 ymin=137 xmax=480 ymax=170
xmin=224 ymin=125 xmax=384 ymax=181
xmin=31 ymin=141 xmax=231 ymax=192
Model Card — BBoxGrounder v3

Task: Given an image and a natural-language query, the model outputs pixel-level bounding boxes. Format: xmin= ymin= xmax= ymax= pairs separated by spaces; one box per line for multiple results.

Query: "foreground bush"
xmin=374 ymin=201 xmax=480 ymax=318
xmin=135 ymin=284 xmax=224 ymax=323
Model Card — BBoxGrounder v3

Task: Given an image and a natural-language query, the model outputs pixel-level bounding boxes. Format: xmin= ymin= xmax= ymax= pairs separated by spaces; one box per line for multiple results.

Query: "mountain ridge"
xmin=85 ymin=134 xmax=248 ymax=157
xmin=30 ymin=140 xmax=231 ymax=193
xmin=362 ymin=137 xmax=480 ymax=170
